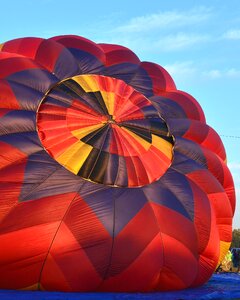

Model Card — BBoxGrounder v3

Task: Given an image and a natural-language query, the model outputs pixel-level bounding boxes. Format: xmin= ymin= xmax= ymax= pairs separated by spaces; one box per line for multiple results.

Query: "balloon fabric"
xmin=0 ymin=35 xmax=235 ymax=292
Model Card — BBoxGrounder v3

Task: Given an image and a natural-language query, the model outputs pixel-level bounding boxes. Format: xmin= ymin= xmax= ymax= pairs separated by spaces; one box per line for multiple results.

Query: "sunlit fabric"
xmin=0 ymin=35 xmax=235 ymax=292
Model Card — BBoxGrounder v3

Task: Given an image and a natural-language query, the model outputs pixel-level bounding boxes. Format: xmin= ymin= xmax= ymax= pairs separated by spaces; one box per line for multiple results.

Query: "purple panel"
xmin=0 ymin=110 xmax=35 ymax=136
xmin=21 ymin=151 xmax=84 ymax=201
xmin=0 ymin=131 xmax=42 ymax=155
xmin=8 ymin=80 xmax=45 ymax=111
xmin=68 ymin=48 xmax=105 ymax=74
xmin=150 ymin=95 xmax=187 ymax=121
xmin=8 ymin=69 xmax=58 ymax=93
xmin=114 ymin=188 xmax=147 ymax=236
xmin=101 ymin=63 xmax=140 ymax=84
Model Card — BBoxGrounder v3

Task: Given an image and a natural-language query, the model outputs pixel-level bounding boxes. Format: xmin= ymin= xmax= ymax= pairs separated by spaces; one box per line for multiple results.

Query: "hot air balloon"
xmin=0 ymin=35 xmax=235 ymax=292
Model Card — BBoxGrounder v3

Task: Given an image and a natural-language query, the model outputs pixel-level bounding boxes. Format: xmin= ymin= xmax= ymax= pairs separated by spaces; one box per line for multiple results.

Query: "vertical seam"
xmin=37 ymin=182 xmax=85 ymax=290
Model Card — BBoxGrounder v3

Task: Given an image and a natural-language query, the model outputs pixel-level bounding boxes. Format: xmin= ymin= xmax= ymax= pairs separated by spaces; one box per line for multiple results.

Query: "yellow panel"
xmin=101 ymin=91 xmax=115 ymax=115
xmin=0 ymin=43 xmax=4 ymax=51
xmin=73 ymin=75 xmax=99 ymax=92
xmin=57 ymin=141 xmax=92 ymax=174
xmin=120 ymin=127 xmax=151 ymax=151
xmin=151 ymin=134 xmax=173 ymax=159
xmin=71 ymin=123 xmax=105 ymax=139
xmin=217 ymin=241 xmax=231 ymax=266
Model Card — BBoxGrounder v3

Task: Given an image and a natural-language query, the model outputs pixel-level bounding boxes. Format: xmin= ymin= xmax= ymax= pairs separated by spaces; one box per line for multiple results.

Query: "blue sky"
xmin=1 ymin=0 xmax=239 ymax=228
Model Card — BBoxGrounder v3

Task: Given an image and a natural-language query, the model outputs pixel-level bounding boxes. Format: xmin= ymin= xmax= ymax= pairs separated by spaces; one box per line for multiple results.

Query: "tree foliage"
xmin=231 ymin=229 xmax=240 ymax=249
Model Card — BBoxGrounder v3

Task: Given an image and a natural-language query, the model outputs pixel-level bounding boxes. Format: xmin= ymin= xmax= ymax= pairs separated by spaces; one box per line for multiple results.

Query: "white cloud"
xmin=116 ymin=7 xmax=212 ymax=33
xmin=226 ymin=68 xmax=240 ymax=77
xmin=163 ymin=61 xmax=196 ymax=78
xmin=228 ymin=162 xmax=240 ymax=171
xmin=156 ymin=33 xmax=209 ymax=51
xmin=203 ymin=69 xmax=222 ymax=79
xmin=105 ymin=33 xmax=209 ymax=55
xmin=203 ymin=68 xmax=240 ymax=79
xmin=223 ymin=29 xmax=240 ymax=40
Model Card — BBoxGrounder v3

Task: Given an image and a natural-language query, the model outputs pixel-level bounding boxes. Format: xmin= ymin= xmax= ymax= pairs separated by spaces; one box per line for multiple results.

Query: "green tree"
xmin=231 ymin=229 xmax=240 ymax=249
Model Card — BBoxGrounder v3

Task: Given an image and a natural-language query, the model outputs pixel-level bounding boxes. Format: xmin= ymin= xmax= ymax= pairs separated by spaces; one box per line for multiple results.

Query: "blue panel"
xmin=0 ymin=110 xmax=36 ymax=136
xmin=143 ymin=167 xmax=194 ymax=220
xmin=143 ymin=180 xmax=192 ymax=220
xmin=114 ymin=188 xmax=147 ymax=236
xmin=141 ymin=105 xmax=159 ymax=118
xmin=103 ymin=152 xmax=119 ymax=185
xmin=68 ymin=48 xmax=105 ymax=74
xmin=43 ymin=93 xmax=73 ymax=109
xmin=8 ymin=69 xmax=58 ymax=93
xmin=20 ymin=150 xmax=58 ymax=200
xmin=54 ymin=47 xmax=80 ymax=80
xmin=9 ymin=80 xmax=45 ymax=111
xmin=167 ymin=118 xmax=191 ymax=136
xmin=129 ymin=66 xmax=153 ymax=97
xmin=79 ymin=183 xmax=114 ymax=235
xmin=80 ymin=185 xmax=148 ymax=237
xmin=149 ymin=96 xmax=187 ymax=121
xmin=173 ymin=137 xmax=207 ymax=169
xmin=113 ymin=156 xmax=128 ymax=187
xmin=21 ymin=151 xmax=84 ymax=201
xmin=0 ymin=131 xmax=42 ymax=154
xmin=101 ymin=63 xmax=139 ymax=84
xmin=171 ymin=151 xmax=206 ymax=174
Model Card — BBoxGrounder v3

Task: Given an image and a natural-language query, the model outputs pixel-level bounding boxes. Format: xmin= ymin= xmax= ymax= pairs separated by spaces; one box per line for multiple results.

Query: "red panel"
xmin=159 ymin=90 xmax=206 ymax=122
xmin=187 ymin=169 xmax=224 ymax=194
xmin=62 ymin=195 xmax=112 ymax=280
xmin=35 ymin=39 xmax=64 ymax=72
xmin=0 ymin=141 xmax=26 ymax=170
xmin=110 ymin=125 xmax=147 ymax=156
xmin=125 ymin=156 xmax=149 ymax=186
xmin=202 ymin=146 xmax=235 ymax=213
xmin=124 ymin=155 xmax=139 ymax=186
xmin=41 ymin=223 xmax=102 ymax=292
xmin=0 ymin=56 xmax=43 ymax=79
xmin=0 ymin=222 xmax=60 ymax=289
xmin=1 ymin=38 xmax=22 ymax=53
xmin=104 ymin=203 xmax=159 ymax=279
xmin=157 ymin=266 xmax=186 ymax=291
xmin=99 ymin=43 xmax=140 ymax=66
xmin=202 ymin=147 xmax=225 ymax=185
xmin=50 ymin=35 xmax=105 ymax=64
xmin=0 ymin=79 xmax=20 ymax=109
xmin=140 ymin=62 xmax=176 ymax=93
xmin=99 ymin=234 xmax=164 ymax=292
xmin=0 ymin=193 xmax=74 ymax=235
xmin=108 ymin=126 xmax=124 ymax=156
xmin=150 ymin=203 xmax=198 ymax=255
xmin=0 ymin=108 xmax=10 ymax=117
xmin=157 ymin=233 xmax=198 ymax=288
xmin=208 ymin=192 xmax=233 ymax=242
xmin=40 ymin=253 xmax=72 ymax=291
xmin=183 ymin=119 xmax=209 ymax=144
xmin=140 ymin=148 xmax=170 ymax=183
xmin=190 ymin=180 xmax=211 ymax=254
xmin=201 ymin=127 xmax=226 ymax=161
xmin=191 ymin=206 xmax=219 ymax=287
xmin=1 ymin=37 xmax=43 ymax=59
xmin=37 ymin=125 xmax=78 ymax=158
xmin=0 ymin=143 xmax=27 ymax=218
xmin=149 ymin=145 xmax=172 ymax=166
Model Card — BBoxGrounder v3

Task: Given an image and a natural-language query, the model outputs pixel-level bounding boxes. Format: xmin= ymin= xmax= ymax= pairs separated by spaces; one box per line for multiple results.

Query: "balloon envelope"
xmin=0 ymin=35 xmax=235 ymax=292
